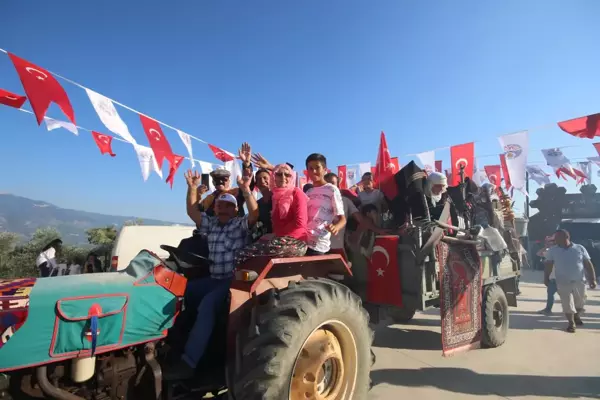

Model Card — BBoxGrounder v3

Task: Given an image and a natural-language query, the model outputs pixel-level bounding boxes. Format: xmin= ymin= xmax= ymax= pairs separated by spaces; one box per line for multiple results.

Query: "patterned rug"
xmin=436 ymin=242 xmax=483 ymax=356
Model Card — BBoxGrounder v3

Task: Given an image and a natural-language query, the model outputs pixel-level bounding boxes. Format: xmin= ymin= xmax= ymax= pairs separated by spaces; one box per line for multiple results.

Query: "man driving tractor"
xmin=165 ymin=168 xmax=259 ymax=380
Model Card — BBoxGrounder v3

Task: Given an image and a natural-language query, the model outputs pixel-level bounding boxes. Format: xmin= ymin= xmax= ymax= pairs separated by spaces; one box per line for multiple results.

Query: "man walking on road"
xmin=544 ymin=229 xmax=597 ymax=333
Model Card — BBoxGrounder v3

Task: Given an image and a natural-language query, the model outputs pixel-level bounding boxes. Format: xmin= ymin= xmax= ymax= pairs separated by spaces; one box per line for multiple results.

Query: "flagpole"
xmin=525 ymin=172 xmax=530 ymax=219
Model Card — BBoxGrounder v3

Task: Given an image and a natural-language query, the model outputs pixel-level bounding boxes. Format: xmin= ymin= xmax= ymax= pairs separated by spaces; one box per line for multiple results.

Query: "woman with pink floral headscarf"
xmin=235 ymin=163 xmax=308 ymax=265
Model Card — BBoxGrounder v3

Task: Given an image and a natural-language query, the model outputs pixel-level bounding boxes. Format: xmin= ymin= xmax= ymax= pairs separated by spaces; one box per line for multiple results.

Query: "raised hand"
xmin=237 ymin=175 xmax=252 ymax=191
xmin=251 ymin=153 xmax=273 ymax=170
xmin=238 ymin=142 xmax=252 ymax=164
xmin=184 ymin=169 xmax=202 ymax=188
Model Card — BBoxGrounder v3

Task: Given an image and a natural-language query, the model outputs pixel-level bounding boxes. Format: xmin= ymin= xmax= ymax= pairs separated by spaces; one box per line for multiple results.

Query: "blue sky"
xmin=1 ymin=1 xmax=600 ymax=222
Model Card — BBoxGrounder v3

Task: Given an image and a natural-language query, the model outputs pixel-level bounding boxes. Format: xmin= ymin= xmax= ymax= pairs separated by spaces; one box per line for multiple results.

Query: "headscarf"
xmin=271 ymin=164 xmax=300 ymax=220
xmin=425 ymin=172 xmax=448 ymax=205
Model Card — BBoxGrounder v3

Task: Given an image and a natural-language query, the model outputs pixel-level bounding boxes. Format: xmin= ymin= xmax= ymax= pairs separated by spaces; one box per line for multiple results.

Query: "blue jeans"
xmin=545 ymin=279 xmax=557 ymax=311
xmin=182 ymin=277 xmax=231 ymax=368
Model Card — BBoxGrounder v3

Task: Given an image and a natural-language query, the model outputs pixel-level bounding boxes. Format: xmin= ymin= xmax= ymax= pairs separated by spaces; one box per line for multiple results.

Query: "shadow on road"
xmin=373 ymin=325 xmax=442 ymax=351
xmin=371 ymin=367 xmax=600 ymax=398
xmin=509 ymin=310 xmax=600 ymax=330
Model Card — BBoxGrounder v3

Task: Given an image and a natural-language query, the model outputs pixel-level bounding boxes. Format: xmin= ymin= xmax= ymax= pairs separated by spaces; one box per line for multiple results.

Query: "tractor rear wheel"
xmin=233 ymin=278 xmax=373 ymax=400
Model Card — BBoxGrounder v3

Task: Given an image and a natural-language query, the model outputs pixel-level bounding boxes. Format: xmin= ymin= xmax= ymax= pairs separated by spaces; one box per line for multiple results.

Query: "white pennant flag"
xmin=472 ymin=159 xmax=487 ymax=185
xmin=44 ymin=117 xmax=78 ymax=136
xmin=498 ymin=131 xmax=529 ymax=192
xmin=133 ymin=144 xmax=162 ymax=181
xmin=541 ymin=148 xmax=570 ymax=169
xmin=225 ymin=160 xmax=242 ymax=187
xmin=86 ymin=89 xmax=137 ymax=144
xmin=416 ymin=151 xmax=436 ymax=174
xmin=177 ymin=130 xmax=195 ymax=168
xmin=358 ymin=162 xmax=372 ymax=178
xmin=526 ymin=165 xmax=551 ymax=186
xmin=345 ymin=163 xmax=371 ymax=188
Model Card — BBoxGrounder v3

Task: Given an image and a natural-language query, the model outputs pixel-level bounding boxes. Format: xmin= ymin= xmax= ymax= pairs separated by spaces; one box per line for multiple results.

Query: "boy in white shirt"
xmin=304 ymin=153 xmax=346 ymax=255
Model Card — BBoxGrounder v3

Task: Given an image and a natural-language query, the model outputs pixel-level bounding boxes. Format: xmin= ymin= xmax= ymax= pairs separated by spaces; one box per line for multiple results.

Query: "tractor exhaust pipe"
xmin=36 ymin=366 xmax=84 ymax=400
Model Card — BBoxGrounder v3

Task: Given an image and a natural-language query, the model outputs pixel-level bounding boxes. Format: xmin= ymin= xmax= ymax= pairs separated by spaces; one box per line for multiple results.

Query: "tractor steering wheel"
xmin=160 ymin=244 xmax=212 ymax=272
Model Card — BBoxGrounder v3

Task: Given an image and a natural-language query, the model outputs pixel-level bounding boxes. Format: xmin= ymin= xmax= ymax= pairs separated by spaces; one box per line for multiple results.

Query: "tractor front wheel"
xmin=481 ymin=284 xmax=509 ymax=348
xmin=233 ymin=279 xmax=373 ymax=400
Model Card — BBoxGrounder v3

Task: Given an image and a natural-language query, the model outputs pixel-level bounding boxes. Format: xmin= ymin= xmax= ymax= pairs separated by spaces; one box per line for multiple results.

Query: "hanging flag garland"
xmin=558 ymin=113 xmax=600 ymax=139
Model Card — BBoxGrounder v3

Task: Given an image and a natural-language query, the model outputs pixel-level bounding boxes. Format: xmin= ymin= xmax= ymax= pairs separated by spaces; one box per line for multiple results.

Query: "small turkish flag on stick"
xmin=166 ymin=155 xmax=185 ymax=188
xmin=140 ymin=115 xmax=174 ymax=169
xmin=8 ymin=53 xmax=75 ymax=125
xmin=92 ymin=131 xmax=116 ymax=157
xmin=0 ymin=88 xmax=27 ymax=109
xmin=374 ymin=131 xmax=398 ymax=199
xmin=208 ymin=144 xmax=235 ymax=162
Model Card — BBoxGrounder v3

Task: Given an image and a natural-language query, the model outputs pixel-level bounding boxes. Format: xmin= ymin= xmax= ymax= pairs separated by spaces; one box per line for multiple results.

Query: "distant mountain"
xmin=0 ymin=194 xmax=183 ymax=244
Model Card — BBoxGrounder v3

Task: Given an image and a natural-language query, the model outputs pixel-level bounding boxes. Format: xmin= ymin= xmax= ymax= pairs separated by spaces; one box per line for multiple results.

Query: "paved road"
xmin=369 ymin=270 xmax=600 ymax=399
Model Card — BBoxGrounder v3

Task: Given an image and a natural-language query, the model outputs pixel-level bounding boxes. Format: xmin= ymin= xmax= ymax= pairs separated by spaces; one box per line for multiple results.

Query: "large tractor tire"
xmin=481 ymin=284 xmax=509 ymax=348
xmin=233 ymin=278 xmax=373 ymax=400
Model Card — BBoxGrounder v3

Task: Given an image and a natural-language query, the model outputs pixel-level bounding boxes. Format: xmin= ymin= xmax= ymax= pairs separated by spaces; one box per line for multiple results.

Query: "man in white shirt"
xmin=544 ymin=229 xmax=597 ymax=332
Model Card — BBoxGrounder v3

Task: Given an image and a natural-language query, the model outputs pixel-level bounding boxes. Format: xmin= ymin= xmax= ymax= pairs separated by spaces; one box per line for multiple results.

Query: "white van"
xmin=110 ymin=225 xmax=196 ymax=271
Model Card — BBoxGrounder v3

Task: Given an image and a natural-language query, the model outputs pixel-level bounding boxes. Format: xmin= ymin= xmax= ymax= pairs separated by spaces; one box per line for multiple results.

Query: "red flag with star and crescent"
xmin=558 ymin=113 xmax=600 ymax=139
xmin=91 ymin=131 xmax=116 ymax=157
xmin=0 ymin=88 xmax=27 ymax=109
xmin=337 ymin=165 xmax=348 ymax=189
xmin=166 ymin=154 xmax=185 ymax=188
xmin=140 ymin=115 xmax=174 ymax=169
xmin=375 ymin=131 xmax=398 ymax=199
xmin=367 ymin=235 xmax=402 ymax=307
xmin=8 ymin=53 xmax=75 ymax=125
xmin=450 ymin=142 xmax=474 ymax=185
xmin=208 ymin=144 xmax=235 ymax=162
xmin=484 ymin=165 xmax=501 ymax=186
xmin=499 ymin=154 xmax=512 ymax=190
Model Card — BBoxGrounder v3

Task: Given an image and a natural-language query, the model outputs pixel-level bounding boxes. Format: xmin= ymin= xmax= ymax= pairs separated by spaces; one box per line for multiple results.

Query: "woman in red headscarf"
xmin=235 ymin=163 xmax=308 ymax=264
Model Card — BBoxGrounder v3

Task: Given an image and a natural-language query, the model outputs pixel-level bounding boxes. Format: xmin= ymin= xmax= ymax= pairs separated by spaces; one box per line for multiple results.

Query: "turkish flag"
xmin=140 ymin=115 xmax=174 ymax=169
xmin=484 ymin=165 xmax=501 ymax=186
xmin=499 ymin=154 xmax=512 ymax=190
xmin=391 ymin=157 xmax=400 ymax=173
xmin=367 ymin=235 xmax=402 ymax=307
xmin=91 ymin=131 xmax=116 ymax=157
xmin=8 ymin=53 xmax=75 ymax=125
xmin=435 ymin=160 xmax=442 ymax=173
xmin=166 ymin=155 xmax=185 ymax=189
xmin=558 ymin=113 xmax=600 ymax=139
xmin=208 ymin=144 xmax=235 ymax=162
xmin=0 ymin=88 xmax=27 ymax=109
xmin=450 ymin=142 xmax=474 ymax=185
xmin=375 ymin=131 xmax=398 ymax=199
xmin=337 ymin=165 xmax=348 ymax=189
xmin=594 ymin=142 xmax=600 ymax=156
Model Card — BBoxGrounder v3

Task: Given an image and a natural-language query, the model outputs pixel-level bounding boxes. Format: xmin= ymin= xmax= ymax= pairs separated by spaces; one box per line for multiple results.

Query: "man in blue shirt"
xmin=544 ymin=229 xmax=597 ymax=333
xmin=165 ymin=169 xmax=258 ymax=380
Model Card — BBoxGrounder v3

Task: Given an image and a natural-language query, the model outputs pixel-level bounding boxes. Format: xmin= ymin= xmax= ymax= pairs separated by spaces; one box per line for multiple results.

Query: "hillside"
xmin=0 ymin=194 xmax=183 ymax=244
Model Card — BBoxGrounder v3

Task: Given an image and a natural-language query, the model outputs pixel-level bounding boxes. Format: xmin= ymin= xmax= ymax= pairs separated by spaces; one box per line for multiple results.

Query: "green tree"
xmin=86 ymin=225 xmax=118 ymax=247
xmin=0 ymin=232 xmax=21 ymax=273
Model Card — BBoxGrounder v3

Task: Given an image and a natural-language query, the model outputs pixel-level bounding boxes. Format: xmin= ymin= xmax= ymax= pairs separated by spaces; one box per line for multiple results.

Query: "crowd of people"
xmin=166 ymin=143 xmax=393 ymax=379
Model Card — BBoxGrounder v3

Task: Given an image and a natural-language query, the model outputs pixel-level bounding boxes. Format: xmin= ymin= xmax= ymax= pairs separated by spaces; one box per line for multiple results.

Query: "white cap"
xmin=216 ymin=193 xmax=237 ymax=206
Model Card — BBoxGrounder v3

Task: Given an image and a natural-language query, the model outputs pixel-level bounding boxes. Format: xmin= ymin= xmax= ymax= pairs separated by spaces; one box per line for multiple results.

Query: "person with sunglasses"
xmin=195 ymin=143 xmax=255 ymax=218
xmin=234 ymin=163 xmax=308 ymax=265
